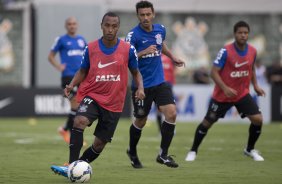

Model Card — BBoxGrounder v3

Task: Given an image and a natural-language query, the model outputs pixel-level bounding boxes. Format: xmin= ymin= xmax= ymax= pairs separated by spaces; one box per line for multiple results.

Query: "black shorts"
xmin=205 ymin=94 xmax=261 ymax=123
xmin=76 ymin=96 xmax=121 ymax=142
xmin=62 ymin=76 xmax=78 ymax=99
xmin=132 ymin=82 xmax=175 ymax=118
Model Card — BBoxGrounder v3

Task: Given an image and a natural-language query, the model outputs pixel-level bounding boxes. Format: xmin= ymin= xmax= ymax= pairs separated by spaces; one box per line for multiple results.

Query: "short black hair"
xmin=101 ymin=11 xmax=120 ymax=24
xmin=233 ymin=21 xmax=250 ymax=33
xmin=136 ymin=0 xmax=154 ymax=14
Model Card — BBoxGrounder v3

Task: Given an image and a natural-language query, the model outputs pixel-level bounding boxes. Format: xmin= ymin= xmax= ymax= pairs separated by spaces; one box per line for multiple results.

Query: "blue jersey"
xmin=51 ymin=34 xmax=86 ymax=77
xmin=81 ymin=38 xmax=138 ymax=70
xmin=126 ymin=24 xmax=166 ymax=88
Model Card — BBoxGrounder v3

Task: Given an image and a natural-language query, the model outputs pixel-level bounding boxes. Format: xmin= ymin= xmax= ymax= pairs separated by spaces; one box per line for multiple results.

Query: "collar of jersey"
xmin=98 ymin=38 xmax=120 ymax=55
xmin=233 ymin=42 xmax=248 ymax=57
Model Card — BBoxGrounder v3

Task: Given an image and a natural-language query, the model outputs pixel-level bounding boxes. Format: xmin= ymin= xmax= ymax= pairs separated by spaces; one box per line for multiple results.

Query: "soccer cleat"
xmin=58 ymin=126 xmax=70 ymax=143
xmin=51 ymin=165 xmax=68 ymax=178
xmin=126 ymin=149 xmax=143 ymax=169
xmin=156 ymin=154 xmax=179 ymax=168
xmin=185 ymin=151 xmax=197 ymax=161
xmin=244 ymin=149 xmax=264 ymax=161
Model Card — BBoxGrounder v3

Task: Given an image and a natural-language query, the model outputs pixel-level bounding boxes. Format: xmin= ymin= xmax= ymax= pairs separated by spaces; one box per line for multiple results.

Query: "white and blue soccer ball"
xmin=67 ymin=160 xmax=92 ymax=183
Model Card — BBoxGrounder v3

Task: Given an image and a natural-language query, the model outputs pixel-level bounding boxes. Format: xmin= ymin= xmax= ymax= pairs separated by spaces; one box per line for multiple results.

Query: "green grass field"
xmin=0 ymin=118 xmax=281 ymax=184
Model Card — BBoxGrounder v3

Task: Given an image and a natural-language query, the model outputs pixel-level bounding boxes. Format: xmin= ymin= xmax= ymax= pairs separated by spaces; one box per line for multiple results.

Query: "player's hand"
xmin=144 ymin=45 xmax=157 ymax=55
xmin=173 ymin=58 xmax=185 ymax=67
xmin=58 ymin=63 xmax=66 ymax=72
xmin=64 ymin=84 xmax=74 ymax=98
xmin=254 ymin=86 xmax=266 ymax=97
xmin=135 ymin=88 xmax=145 ymax=100
xmin=223 ymin=86 xmax=237 ymax=98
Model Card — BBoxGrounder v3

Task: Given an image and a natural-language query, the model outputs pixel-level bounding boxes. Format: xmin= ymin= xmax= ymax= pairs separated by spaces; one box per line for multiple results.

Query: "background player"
xmin=51 ymin=12 xmax=145 ymax=178
xmin=48 ymin=17 xmax=87 ymax=143
xmin=125 ymin=0 xmax=185 ymax=169
xmin=185 ymin=21 xmax=265 ymax=162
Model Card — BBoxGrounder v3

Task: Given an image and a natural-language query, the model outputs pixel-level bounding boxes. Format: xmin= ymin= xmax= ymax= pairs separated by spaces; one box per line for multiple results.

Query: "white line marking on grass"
xmin=14 ymin=138 xmax=34 ymax=144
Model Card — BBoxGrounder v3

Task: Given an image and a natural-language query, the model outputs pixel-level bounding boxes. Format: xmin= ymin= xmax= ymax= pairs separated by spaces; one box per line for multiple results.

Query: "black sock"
xmin=160 ymin=121 xmax=175 ymax=156
xmin=64 ymin=109 xmax=76 ymax=131
xmin=247 ymin=123 xmax=262 ymax=152
xmin=129 ymin=124 xmax=142 ymax=155
xmin=79 ymin=144 xmax=101 ymax=163
xmin=156 ymin=113 xmax=163 ymax=132
xmin=191 ymin=123 xmax=208 ymax=152
xmin=69 ymin=127 xmax=84 ymax=163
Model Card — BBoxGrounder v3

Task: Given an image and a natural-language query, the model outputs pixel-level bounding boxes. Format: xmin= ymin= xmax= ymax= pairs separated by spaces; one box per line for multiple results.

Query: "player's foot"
xmin=126 ymin=149 xmax=143 ymax=169
xmin=185 ymin=151 xmax=197 ymax=161
xmin=58 ymin=126 xmax=70 ymax=143
xmin=156 ymin=154 xmax=178 ymax=168
xmin=51 ymin=165 xmax=68 ymax=178
xmin=244 ymin=149 xmax=264 ymax=161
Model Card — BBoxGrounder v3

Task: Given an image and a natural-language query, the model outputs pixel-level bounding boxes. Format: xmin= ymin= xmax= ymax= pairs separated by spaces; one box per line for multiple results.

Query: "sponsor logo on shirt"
xmin=141 ymin=50 xmax=161 ymax=58
xmin=67 ymin=49 xmax=84 ymax=56
xmin=95 ymin=75 xmax=121 ymax=82
xmin=230 ymin=70 xmax=249 ymax=78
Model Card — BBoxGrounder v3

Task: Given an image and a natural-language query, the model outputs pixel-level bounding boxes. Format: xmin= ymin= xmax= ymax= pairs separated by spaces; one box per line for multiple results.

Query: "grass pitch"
xmin=0 ymin=118 xmax=281 ymax=184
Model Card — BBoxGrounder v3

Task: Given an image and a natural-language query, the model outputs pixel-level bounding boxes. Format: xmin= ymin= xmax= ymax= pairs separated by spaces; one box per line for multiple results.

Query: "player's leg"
xmin=127 ymin=87 xmax=153 ymax=168
xmin=51 ymin=113 xmax=91 ymax=178
xmin=155 ymin=83 xmax=178 ymax=167
xmin=69 ymin=96 xmax=98 ymax=164
xmin=156 ymin=108 xmax=163 ymax=132
xmin=80 ymin=108 xmax=121 ymax=163
xmin=235 ymin=94 xmax=264 ymax=161
xmin=186 ymin=99 xmax=232 ymax=161
xmin=59 ymin=77 xmax=78 ymax=143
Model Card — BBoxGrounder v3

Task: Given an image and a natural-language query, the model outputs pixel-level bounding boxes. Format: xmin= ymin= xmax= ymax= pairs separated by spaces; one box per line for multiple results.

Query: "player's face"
xmin=137 ymin=8 xmax=154 ymax=30
xmin=234 ymin=27 xmax=249 ymax=45
xmin=65 ymin=18 xmax=78 ymax=36
xmin=101 ymin=16 xmax=120 ymax=41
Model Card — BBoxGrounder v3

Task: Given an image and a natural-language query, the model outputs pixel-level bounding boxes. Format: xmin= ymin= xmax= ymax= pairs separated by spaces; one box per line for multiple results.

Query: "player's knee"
xmin=73 ymin=116 xmax=89 ymax=129
xmin=134 ymin=116 xmax=147 ymax=128
xmin=164 ymin=108 xmax=177 ymax=122
xmin=202 ymin=119 xmax=214 ymax=129
xmin=249 ymin=114 xmax=263 ymax=126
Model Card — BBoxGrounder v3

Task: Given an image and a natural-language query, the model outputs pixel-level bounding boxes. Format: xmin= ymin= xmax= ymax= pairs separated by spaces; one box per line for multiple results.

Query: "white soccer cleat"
xmin=185 ymin=151 xmax=197 ymax=161
xmin=244 ymin=149 xmax=264 ymax=161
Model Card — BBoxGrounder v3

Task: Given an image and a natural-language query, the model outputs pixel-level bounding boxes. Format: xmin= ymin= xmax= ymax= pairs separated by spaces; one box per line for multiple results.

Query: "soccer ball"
xmin=67 ymin=160 xmax=92 ymax=183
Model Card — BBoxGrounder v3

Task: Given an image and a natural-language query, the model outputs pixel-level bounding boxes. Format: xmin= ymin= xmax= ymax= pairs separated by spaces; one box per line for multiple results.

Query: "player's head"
xmin=101 ymin=12 xmax=120 ymax=41
xmin=65 ymin=17 xmax=78 ymax=36
xmin=233 ymin=21 xmax=250 ymax=46
xmin=135 ymin=1 xmax=155 ymax=30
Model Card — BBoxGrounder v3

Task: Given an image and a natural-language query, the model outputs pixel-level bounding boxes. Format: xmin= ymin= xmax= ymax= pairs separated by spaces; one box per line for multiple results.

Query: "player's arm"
xmin=64 ymin=46 xmax=89 ymax=98
xmin=252 ymin=59 xmax=265 ymax=97
xmin=130 ymin=68 xmax=145 ymax=100
xmin=125 ymin=31 xmax=156 ymax=59
xmin=48 ymin=37 xmax=66 ymax=71
xmin=211 ymin=48 xmax=237 ymax=98
xmin=162 ymin=41 xmax=185 ymax=67
xmin=128 ymin=45 xmax=145 ymax=100
xmin=48 ymin=51 xmax=65 ymax=71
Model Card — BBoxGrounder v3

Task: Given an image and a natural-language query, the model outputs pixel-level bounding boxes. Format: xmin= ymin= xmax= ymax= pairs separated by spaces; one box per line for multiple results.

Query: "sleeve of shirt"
xmin=125 ymin=31 xmax=137 ymax=47
xmin=213 ymin=48 xmax=227 ymax=68
xmin=128 ymin=45 xmax=138 ymax=69
xmin=161 ymin=24 xmax=166 ymax=41
xmin=80 ymin=46 xmax=90 ymax=69
xmin=50 ymin=36 xmax=61 ymax=52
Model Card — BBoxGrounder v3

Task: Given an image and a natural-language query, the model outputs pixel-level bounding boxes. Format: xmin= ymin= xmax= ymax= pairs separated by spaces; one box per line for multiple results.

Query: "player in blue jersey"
xmin=125 ymin=0 xmax=185 ymax=168
xmin=48 ymin=17 xmax=87 ymax=143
